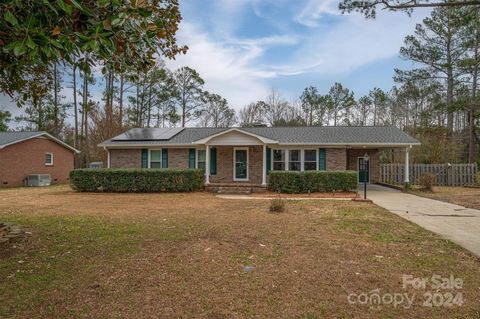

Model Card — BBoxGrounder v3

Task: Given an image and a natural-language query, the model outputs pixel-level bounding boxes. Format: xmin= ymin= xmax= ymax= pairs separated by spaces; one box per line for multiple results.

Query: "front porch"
xmin=193 ymin=128 xmax=414 ymax=193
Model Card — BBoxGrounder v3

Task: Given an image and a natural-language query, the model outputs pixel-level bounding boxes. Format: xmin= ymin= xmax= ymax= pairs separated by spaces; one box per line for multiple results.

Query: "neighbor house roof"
xmin=99 ymin=126 xmax=420 ymax=147
xmin=0 ymin=131 xmax=80 ymax=153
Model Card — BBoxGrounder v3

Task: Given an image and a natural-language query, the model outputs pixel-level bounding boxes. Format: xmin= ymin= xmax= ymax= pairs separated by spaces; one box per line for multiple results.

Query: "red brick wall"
xmin=347 ymin=149 xmax=380 ymax=183
xmin=326 ymin=148 xmax=347 ymax=170
xmin=0 ymin=137 xmax=74 ymax=187
xmin=109 ymin=148 xmax=190 ymax=168
xmin=167 ymin=149 xmax=189 ymax=168
xmin=109 ymin=149 xmax=141 ymax=168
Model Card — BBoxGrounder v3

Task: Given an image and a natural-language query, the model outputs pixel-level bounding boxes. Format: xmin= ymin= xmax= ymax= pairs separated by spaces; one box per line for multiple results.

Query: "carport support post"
xmin=404 ymin=146 xmax=410 ymax=187
xmin=205 ymin=145 xmax=210 ymax=185
xmin=262 ymin=145 xmax=267 ymax=186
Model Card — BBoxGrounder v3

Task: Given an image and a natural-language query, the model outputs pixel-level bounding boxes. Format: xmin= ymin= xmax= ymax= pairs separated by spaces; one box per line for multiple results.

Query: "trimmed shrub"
xmin=70 ymin=168 xmax=204 ymax=192
xmin=268 ymin=170 xmax=357 ymax=194
xmin=417 ymin=173 xmax=436 ymax=192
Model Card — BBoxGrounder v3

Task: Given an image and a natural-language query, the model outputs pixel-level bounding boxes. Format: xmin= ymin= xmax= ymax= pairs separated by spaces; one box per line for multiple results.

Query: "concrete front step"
xmin=217 ymin=187 xmax=252 ymax=194
xmin=205 ymin=184 xmax=266 ymax=194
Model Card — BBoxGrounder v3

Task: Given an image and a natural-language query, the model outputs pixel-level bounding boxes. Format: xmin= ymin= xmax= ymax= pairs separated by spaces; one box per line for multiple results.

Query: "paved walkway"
xmin=366 ymin=184 xmax=480 ymax=257
xmin=215 ymin=194 xmax=351 ymax=201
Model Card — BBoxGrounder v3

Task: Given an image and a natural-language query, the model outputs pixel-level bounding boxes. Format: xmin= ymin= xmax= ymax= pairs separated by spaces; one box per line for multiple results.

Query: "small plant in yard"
xmin=417 ymin=173 xmax=436 ymax=192
xmin=475 ymin=172 xmax=480 ymax=186
xmin=269 ymin=193 xmax=285 ymax=213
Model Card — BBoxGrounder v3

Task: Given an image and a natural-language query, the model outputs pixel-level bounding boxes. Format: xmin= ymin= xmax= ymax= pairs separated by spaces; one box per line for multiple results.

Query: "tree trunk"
xmin=72 ymin=63 xmax=78 ymax=150
xmin=119 ymin=74 xmax=124 ymax=128
xmin=446 ymin=15 xmax=454 ymax=137
xmin=82 ymin=62 xmax=89 ymax=167
xmin=53 ymin=63 xmax=59 ymax=136
xmin=469 ymin=10 xmax=480 ymax=163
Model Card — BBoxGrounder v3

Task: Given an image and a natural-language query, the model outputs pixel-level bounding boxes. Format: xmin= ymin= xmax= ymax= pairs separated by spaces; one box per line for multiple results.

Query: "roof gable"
xmin=0 ymin=131 xmax=80 ymax=153
xmin=193 ymin=128 xmax=278 ymax=145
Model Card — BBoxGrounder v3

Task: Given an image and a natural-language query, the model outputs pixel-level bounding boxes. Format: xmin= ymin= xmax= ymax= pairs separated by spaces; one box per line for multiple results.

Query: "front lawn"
xmin=410 ymin=186 xmax=480 ymax=210
xmin=0 ymin=185 xmax=479 ymax=318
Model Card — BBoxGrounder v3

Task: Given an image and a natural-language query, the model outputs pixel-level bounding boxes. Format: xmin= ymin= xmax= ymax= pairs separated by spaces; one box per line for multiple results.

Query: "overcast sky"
xmin=0 ymin=0 xmax=430 ymax=125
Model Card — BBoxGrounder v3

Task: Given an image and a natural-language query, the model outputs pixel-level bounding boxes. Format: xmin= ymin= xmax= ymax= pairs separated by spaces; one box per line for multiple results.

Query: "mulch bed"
xmin=252 ymin=191 xmax=358 ymax=198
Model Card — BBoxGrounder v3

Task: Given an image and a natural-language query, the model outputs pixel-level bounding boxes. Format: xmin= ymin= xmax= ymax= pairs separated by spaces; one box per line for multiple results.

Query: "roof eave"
xmin=0 ymin=132 xmax=80 ymax=153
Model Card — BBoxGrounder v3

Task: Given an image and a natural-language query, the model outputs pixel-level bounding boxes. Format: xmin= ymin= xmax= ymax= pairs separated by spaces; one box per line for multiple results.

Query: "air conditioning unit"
xmin=26 ymin=174 xmax=51 ymax=187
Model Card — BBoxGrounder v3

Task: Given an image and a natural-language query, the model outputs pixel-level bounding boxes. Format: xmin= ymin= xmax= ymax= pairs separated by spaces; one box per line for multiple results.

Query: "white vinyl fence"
xmin=380 ymin=163 xmax=478 ymax=186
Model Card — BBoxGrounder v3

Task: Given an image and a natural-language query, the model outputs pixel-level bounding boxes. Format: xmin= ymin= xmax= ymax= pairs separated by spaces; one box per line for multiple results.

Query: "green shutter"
xmin=319 ymin=148 xmax=326 ymax=170
xmin=162 ymin=149 xmax=168 ymax=168
xmin=188 ymin=148 xmax=196 ymax=168
xmin=266 ymin=147 xmax=271 ymax=173
xmin=210 ymin=148 xmax=217 ymax=175
xmin=141 ymin=149 xmax=148 ymax=168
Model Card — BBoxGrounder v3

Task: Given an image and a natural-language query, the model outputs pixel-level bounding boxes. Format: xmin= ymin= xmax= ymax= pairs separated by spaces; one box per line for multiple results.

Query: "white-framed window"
xmin=45 ymin=152 xmax=54 ymax=166
xmin=196 ymin=149 xmax=206 ymax=170
xmin=304 ymin=149 xmax=317 ymax=171
xmin=272 ymin=149 xmax=285 ymax=170
xmin=288 ymin=150 xmax=301 ymax=171
xmin=149 ymin=149 xmax=162 ymax=168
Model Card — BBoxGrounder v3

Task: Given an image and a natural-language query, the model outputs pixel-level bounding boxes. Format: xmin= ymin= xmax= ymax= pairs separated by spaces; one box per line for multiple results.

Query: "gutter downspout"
xmin=104 ymin=147 xmax=110 ymax=168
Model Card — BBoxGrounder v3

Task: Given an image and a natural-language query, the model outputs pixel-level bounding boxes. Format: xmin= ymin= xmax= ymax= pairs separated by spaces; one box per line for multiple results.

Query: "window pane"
xmin=304 ymin=150 xmax=316 ymax=162
xmin=289 ymin=162 xmax=301 ymax=171
xmin=289 ymin=150 xmax=300 ymax=161
xmin=235 ymin=149 xmax=247 ymax=162
xmin=273 ymin=150 xmax=284 ymax=161
xmin=273 ymin=162 xmax=285 ymax=170
xmin=45 ymin=153 xmax=52 ymax=164
xmin=304 ymin=162 xmax=316 ymax=171
xmin=150 ymin=150 xmax=161 ymax=161
xmin=150 ymin=162 xmax=161 ymax=168
xmin=197 ymin=150 xmax=206 ymax=162
xmin=198 ymin=162 xmax=206 ymax=170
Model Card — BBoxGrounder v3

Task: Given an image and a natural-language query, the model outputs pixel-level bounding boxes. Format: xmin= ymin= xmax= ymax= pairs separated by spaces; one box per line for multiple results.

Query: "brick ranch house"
xmin=99 ymin=126 xmax=419 ymax=192
xmin=0 ymin=131 xmax=79 ymax=187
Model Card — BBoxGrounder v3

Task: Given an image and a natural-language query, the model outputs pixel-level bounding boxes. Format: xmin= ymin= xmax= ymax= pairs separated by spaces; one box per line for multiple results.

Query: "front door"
xmin=234 ymin=148 xmax=248 ymax=181
xmin=358 ymin=157 xmax=370 ymax=183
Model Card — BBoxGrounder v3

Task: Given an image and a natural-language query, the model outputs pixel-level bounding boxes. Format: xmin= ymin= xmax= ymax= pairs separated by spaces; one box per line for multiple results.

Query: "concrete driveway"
xmin=365 ymin=184 xmax=480 ymax=257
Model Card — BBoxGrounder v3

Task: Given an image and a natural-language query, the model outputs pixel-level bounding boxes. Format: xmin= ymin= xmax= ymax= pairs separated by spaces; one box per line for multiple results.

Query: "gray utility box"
xmin=26 ymin=174 xmax=51 ymax=187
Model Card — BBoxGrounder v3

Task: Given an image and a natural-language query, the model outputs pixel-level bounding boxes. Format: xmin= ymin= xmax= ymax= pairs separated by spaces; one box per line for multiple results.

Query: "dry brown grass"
xmin=411 ymin=186 xmax=480 ymax=210
xmin=0 ymin=185 xmax=479 ymax=318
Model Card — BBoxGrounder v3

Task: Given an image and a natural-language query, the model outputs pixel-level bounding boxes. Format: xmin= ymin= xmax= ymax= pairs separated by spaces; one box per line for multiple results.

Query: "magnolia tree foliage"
xmin=0 ymin=0 xmax=187 ymax=98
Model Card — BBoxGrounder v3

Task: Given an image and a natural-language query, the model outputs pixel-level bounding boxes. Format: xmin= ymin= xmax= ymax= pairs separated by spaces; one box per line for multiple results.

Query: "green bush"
xmin=268 ymin=170 xmax=358 ymax=193
xmin=70 ymin=168 xmax=204 ymax=192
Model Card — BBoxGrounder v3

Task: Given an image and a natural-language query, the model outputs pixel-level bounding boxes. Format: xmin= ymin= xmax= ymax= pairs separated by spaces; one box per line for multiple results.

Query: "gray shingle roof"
xmin=100 ymin=126 xmax=419 ymax=146
xmin=0 ymin=131 xmax=44 ymax=147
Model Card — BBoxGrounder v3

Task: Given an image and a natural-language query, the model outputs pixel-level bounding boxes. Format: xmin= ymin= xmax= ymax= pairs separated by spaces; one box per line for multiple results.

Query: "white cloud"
xmin=166 ymin=2 xmax=429 ymax=109
xmin=294 ymin=0 xmax=340 ymax=27
xmin=165 ymin=22 xmax=296 ymax=109
xmin=274 ymin=9 xmax=428 ymax=76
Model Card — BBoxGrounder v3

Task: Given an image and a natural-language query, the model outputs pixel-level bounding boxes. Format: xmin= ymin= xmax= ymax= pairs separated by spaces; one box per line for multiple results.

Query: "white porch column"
xmin=262 ymin=145 xmax=267 ymax=186
xmin=404 ymin=146 xmax=410 ymax=184
xmin=205 ymin=144 xmax=211 ymax=185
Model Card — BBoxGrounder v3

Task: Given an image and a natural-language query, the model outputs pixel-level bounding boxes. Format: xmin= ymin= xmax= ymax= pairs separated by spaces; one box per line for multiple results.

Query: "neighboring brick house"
xmin=0 ymin=131 xmax=79 ymax=187
xmin=99 ymin=127 xmax=420 ymax=192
